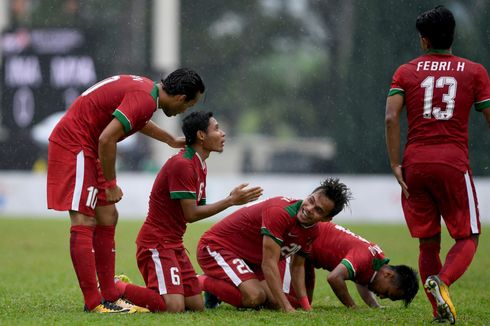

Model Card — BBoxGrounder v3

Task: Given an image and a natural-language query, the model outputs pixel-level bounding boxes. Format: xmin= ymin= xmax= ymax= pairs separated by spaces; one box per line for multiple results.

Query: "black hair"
xmin=416 ymin=5 xmax=455 ymax=50
xmin=313 ymin=178 xmax=352 ymax=217
xmin=182 ymin=111 xmax=213 ymax=145
xmin=390 ymin=265 xmax=419 ymax=307
xmin=161 ymin=68 xmax=205 ymax=101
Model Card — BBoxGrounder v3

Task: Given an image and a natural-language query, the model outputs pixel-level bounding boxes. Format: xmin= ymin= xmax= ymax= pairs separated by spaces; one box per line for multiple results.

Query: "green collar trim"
xmin=372 ymin=257 xmax=390 ymax=271
xmin=285 ymin=200 xmax=302 ymax=217
xmin=426 ymin=49 xmax=451 ymax=54
xmin=184 ymin=146 xmax=196 ymax=159
xmin=151 ymin=82 xmax=159 ymax=104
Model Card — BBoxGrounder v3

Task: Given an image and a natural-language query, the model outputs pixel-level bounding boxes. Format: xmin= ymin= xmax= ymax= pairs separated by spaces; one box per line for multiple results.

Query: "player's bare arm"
xmin=261 ymin=236 xmax=295 ymax=312
xmin=355 ymin=283 xmax=380 ymax=308
xmin=385 ymin=94 xmax=409 ymax=198
xmin=483 ymin=107 xmax=490 ymax=129
xmin=290 ymin=255 xmax=312 ymax=311
xmin=98 ymin=118 xmax=126 ymax=202
xmin=179 ymin=184 xmax=263 ymax=223
xmin=327 ymin=263 xmax=357 ymax=308
xmin=140 ymin=120 xmax=185 ymax=148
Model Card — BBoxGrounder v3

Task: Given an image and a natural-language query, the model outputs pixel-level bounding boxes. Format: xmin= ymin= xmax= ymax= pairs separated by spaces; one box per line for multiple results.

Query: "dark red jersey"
xmin=389 ymin=51 xmax=490 ymax=171
xmin=200 ymin=197 xmax=319 ymax=265
xmin=310 ymin=222 xmax=388 ymax=286
xmin=49 ymin=75 xmax=158 ymax=157
xmin=136 ymin=147 xmax=207 ymax=249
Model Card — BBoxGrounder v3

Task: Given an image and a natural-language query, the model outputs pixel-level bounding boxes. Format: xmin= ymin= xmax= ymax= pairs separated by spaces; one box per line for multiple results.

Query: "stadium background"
xmin=0 ymin=0 xmax=489 ymax=222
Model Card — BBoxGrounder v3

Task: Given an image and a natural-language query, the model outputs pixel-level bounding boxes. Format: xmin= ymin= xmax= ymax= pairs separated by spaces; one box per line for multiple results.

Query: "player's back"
xmin=391 ymin=52 xmax=490 ymax=168
xmin=50 ymin=75 xmax=155 ymax=155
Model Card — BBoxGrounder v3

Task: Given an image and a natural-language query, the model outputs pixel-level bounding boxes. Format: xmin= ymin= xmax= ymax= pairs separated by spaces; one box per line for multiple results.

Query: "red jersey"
xmin=49 ymin=75 xmax=159 ymax=157
xmin=200 ymin=197 xmax=319 ymax=265
xmin=136 ymin=147 xmax=207 ymax=249
xmin=389 ymin=51 xmax=490 ymax=171
xmin=310 ymin=222 xmax=388 ymax=286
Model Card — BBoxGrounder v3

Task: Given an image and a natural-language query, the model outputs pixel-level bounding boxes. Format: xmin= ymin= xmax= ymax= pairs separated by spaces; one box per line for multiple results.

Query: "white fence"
xmin=1 ymin=172 xmax=489 ymax=224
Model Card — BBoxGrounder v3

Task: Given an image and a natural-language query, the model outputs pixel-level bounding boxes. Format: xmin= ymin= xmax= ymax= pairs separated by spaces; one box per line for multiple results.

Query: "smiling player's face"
xmin=296 ymin=191 xmax=334 ymax=226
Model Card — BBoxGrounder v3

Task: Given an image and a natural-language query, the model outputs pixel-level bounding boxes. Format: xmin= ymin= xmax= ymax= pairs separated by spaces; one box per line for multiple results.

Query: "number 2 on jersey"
xmin=420 ymin=76 xmax=457 ymax=120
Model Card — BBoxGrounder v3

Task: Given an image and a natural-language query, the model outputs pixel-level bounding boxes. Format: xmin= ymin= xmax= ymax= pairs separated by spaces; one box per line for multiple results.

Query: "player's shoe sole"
xmin=84 ymin=300 xmax=136 ymax=314
xmin=425 ymin=275 xmax=456 ymax=324
xmin=204 ymin=291 xmax=221 ymax=309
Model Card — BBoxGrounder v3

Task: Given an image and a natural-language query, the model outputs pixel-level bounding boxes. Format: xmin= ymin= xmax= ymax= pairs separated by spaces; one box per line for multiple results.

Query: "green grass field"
xmin=0 ymin=217 xmax=489 ymax=325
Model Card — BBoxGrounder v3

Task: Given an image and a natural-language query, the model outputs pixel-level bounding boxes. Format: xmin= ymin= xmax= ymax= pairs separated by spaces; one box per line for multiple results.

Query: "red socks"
xmin=419 ymin=241 xmax=441 ymax=317
xmin=439 ymin=237 xmax=477 ymax=286
xmin=122 ymin=284 xmax=166 ymax=312
xmin=93 ymin=225 xmax=119 ymax=302
xmin=199 ymin=275 xmax=243 ymax=307
xmin=70 ymin=225 xmax=101 ymax=310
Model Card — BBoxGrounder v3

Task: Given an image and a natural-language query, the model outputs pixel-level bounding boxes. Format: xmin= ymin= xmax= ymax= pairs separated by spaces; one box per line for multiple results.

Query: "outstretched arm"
xmin=180 ymin=183 xmax=263 ymax=223
xmin=327 ymin=263 xmax=357 ymax=308
xmin=140 ymin=120 xmax=185 ymax=148
xmin=290 ymin=255 xmax=312 ymax=311
xmin=262 ymin=237 xmax=295 ymax=312
xmin=385 ymin=94 xmax=408 ymax=198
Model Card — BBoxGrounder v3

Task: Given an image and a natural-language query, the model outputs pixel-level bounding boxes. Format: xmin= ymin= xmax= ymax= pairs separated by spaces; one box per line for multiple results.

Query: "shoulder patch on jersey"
xmin=285 ymin=200 xmax=302 ymax=218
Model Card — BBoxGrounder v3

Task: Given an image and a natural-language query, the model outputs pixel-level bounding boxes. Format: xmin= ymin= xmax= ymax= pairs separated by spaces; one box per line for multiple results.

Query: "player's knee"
xmin=242 ymin=288 xmax=266 ymax=307
xmin=165 ymin=300 xmax=185 ymax=313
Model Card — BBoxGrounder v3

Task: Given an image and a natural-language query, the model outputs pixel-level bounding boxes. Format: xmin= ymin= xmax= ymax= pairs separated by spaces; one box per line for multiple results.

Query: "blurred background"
xmin=0 ymin=0 xmax=489 ymax=220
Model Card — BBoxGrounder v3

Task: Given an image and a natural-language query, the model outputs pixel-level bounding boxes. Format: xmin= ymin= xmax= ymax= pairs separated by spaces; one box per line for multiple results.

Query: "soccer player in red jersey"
xmin=47 ymin=68 xmax=205 ymax=313
xmin=385 ymin=6 xmax=490 ymax=324
xmin=113 ymin=111 xmax=263 ymax=313
xmin=281 ymin=222 xmax=418 ymax=309
xmin=197 ymin=178 xmax=352 ymax=312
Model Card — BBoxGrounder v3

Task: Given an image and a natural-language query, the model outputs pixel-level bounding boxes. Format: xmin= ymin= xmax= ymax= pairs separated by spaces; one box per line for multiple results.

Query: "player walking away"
xmin=281 ymin=222 xmax=419 ymax=309
xmin=197 ymin=178 xmax=352 ymax=312
xmin=385 ymin=5 xmax=490 ymax=324
xmin=112 ymin=111 xmax=263 ymax=313
xmin=47 ymin=68 xmax=205 ymax=313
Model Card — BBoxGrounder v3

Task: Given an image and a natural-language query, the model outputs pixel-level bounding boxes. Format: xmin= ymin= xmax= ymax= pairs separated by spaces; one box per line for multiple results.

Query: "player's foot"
xmin=114 ymin=298 xmax=150 ymax=313
xmin=114 ymin=274 xmax=132 ymax=284
xmin=204 ymin=291 xmax=221 ymax=309
xmin=425 ymin=275 xmax=456 ymax=324
xmin=84 ymin=300 xmax=135 ymax=314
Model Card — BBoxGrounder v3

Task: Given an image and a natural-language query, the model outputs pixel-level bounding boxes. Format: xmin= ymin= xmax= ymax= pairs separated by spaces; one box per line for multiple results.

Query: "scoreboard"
xmin=0 ymin=28 xmax=98 ymax=169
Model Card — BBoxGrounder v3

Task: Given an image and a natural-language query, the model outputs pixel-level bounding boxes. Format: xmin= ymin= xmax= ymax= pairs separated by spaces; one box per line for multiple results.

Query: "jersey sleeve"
xmin=168 ymin=160 xmax=198 ymax=200
xmin=260 ymin=206 xmax=291 ymax=246
xmin=388 ymin=64 xmax=408 ymax=97
xmin=112 ymin=91 xmax=155 ymax=133
xmin=473 ymin=63 xmax=490 ymax=112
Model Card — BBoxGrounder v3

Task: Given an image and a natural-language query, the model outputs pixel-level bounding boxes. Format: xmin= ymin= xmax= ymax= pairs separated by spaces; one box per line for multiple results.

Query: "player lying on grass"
xmin=197 ymin=178 xmax=352 ymax=312
xmin=112 ymin=111 xmax=263 ymax=312
xmin=281 ymin=222 xmax=419 ymax=309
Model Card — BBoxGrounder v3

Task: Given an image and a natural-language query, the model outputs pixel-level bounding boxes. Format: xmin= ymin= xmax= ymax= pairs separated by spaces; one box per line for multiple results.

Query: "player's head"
xmin=416 ymin=5 xmax=455 ymax=50
xmin=182 ymin=111 xmax=226 ymax=153
xmin=160 ymin=68 xmax=205 ymax=117
xmin=369 ymin=264 xmax=419 ymax=307
xmin=297 ymin=178 xmax=352 ymax=226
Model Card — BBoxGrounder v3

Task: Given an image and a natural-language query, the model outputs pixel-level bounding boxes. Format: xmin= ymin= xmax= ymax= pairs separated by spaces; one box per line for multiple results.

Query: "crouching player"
xmin=197 ymin=178 xmax=352 ymax=312
xmin=281 ymin=222 xmax=419 ymax=308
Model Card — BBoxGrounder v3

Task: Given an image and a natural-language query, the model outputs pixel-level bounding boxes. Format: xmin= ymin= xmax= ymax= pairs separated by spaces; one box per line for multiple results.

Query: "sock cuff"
xmin=70 ymin=225 xmax=95 ymax=236
xmin=419 ymin=242 xmax=440 ymax=251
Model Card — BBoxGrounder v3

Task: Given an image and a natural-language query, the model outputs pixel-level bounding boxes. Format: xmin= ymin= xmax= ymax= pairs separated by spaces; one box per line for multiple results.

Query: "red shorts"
xmin=196 ymin=240 xmax=262 ymax=286
xmin=136 ymin=245 xmax=200 ymax=296
xmin=47 ymin=141 xmax=110 ymax=217
xmin=402 ymin=164 xmax=480 ymax=239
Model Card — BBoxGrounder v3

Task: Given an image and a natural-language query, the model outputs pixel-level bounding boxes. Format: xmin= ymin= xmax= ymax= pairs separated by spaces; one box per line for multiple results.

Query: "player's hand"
xmin=391 ymin=165 xmax=409 ymax=198
xmin=106 ymin=185 xmax=123 ymax=203
xmin=229 ymin=183 xmax=263 ymax=205
xmin=169 ymin=136 xmax=186 ymax=148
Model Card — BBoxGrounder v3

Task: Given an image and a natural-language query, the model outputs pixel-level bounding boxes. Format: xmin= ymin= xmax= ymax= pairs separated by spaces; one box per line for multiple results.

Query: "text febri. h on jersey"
xmin=416 ymin=61 xmax=465 ymax=72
